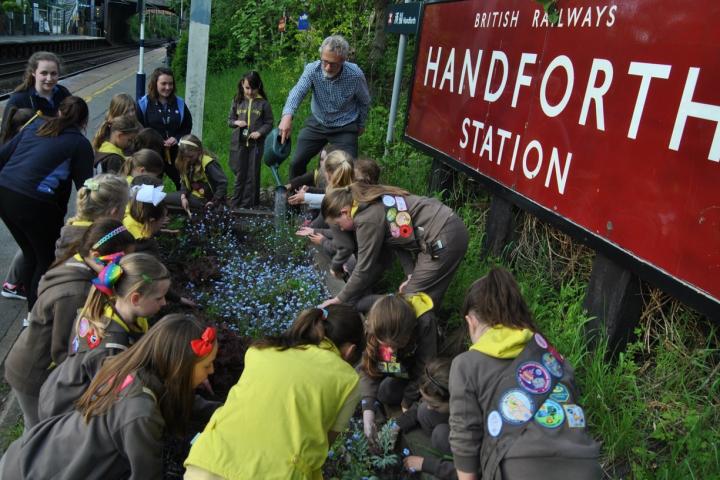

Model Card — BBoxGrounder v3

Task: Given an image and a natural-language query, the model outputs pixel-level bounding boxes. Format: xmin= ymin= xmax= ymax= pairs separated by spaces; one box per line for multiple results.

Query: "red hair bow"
xmin=191 ymin=327 xmax=216 ymax=357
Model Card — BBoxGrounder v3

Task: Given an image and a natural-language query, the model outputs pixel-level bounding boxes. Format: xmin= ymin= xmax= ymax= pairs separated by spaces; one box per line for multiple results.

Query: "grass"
xmin=198 ymin=63 xmax=720 ymax=478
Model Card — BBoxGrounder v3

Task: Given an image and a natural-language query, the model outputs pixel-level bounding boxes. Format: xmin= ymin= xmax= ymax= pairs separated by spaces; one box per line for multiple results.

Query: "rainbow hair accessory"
xmin=92 ymin=226 xmax=128 ymax=250
xmin=92 ymin=261 xmax=124 ymax=296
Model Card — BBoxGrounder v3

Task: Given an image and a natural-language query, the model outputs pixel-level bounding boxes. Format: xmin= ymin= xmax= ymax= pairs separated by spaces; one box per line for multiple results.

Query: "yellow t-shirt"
xmin=185 ymin=339 xmax=359 ymax=480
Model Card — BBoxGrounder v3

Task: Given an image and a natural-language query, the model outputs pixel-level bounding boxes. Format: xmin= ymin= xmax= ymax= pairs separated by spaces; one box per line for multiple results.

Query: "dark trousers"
xmin=230 ymin=143 xmax=262 ymax=208
xmin=417 ymin=402 xmax=451 ymax=455
xmin=289 ymin=115 xmax=359 ymax=178
xmin=0 ymin=187 xmax=64 ymax=310
xmin=4 ymin=249 xmax=28 ymax=286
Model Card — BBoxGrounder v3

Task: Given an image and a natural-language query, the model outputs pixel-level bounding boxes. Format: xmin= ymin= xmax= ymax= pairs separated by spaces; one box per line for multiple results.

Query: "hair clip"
xmin=320 ymin=308 xmax=329 ymax=319
xmin=92 ymin=261 xmax=124 ymax=296
xmin=179 ymin=139 xmax=200 ymax=148
xmin=83 ymin=178 xmax=100 ymax=191
xmin=191 ymin=326 xmax=217 ymax=357
xmin=92 ymin=226 xmax=128 ymax=250
xmin=141 ymin=273 xmax=153 ymax=284
xmin=94 ymin=251 xmax=124 ymax=265
xmin=133 ymin=184 xmax=166 ymax=206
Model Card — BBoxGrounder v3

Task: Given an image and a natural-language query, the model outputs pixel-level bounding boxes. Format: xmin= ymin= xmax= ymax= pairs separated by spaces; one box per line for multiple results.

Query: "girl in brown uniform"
xmin=449 ymin=268 xmax=601 ymax=480
xmin=320 ymin=183 xmax=469 ymax=307
xmin=38 ymin=252 xmax=171 ymax=421
xmin=4 ymin=219 xmax=135 ymax=430
xmin=1 ymin=314 xmax=218 ymax=480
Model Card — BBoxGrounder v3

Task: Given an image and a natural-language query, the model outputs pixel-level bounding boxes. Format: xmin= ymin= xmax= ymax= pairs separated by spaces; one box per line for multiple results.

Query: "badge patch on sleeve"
xmin=382 ymin=195 xmax=396 ymax=207
xmin=386 ymin=207 xmax=398 ymax=222
xmin=549 ymin=383 xmax=570 ymax=403
xmin=487 ymin=410 xmax=503 ymax=437
xmin=534 ymin=333 xmax=548 ymax=349
xmin=499 ymin=389 xmax=535 ymax=424
xmin=541 ymin=352 xmax=564 ymax=378
xmin=535 ymin=399 xmax=565 ymax=428
xmin=517 ymin=361 xmax=552 ymax=394
xmin=563 ymin=404 xmax=586 ymax=428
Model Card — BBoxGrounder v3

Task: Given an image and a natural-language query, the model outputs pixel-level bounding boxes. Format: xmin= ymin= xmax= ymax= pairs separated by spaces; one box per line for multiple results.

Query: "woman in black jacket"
xmin=0 ymin=96 xmax=94 ymax=310
xmin=136 ymin=67 xmax=193 ymax=188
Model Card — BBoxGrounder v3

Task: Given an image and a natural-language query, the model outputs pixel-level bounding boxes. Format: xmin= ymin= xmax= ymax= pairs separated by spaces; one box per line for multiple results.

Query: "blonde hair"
xmin=321 ymin=182 xmax=410 ymax=219
xmin=361 ymin=295 xmax=417 ymax=378
xmin=175 ymin=134 xmax=215 ymax=186
xmin=92 ymin=94 xmax=137 ymax=149
xmin=70 ymin=174 xmax=129 ymax=223
xmin=324 ymin=149 xmax=355 ymax=189
xmin=122 ymin=148 xmax=164 ymax=177
xmin=77 ymin=252 xmax=170 ymax=339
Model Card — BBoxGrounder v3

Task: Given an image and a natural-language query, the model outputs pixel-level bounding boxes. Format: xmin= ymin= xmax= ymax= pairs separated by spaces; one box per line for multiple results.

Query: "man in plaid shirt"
xmin=279 ymin=35 xmax=371 ymax=178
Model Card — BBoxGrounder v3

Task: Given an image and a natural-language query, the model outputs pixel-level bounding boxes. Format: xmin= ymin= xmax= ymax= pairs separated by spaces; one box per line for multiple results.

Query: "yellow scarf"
xmin=469 ymin=325 xmax=533 ymax=359
xmin=102 ymin=305 xmax=149 ymax=334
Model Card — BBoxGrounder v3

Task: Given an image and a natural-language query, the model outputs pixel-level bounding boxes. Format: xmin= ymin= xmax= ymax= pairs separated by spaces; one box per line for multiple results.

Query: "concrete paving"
xmin=0 ymin=49 xmax=166 ymax=441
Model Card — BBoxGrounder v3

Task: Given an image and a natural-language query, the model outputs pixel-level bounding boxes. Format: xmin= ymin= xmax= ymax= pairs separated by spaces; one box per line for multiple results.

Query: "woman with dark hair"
xmin=136 ymin=67 xmax=193 ymax=188
xmin=0 ymin=95 xmax=94 ymax=311
xmin=227 ymin=70 xmax=274 ymax=208
xmin=1 ymin=314 xmax=218 ymax=479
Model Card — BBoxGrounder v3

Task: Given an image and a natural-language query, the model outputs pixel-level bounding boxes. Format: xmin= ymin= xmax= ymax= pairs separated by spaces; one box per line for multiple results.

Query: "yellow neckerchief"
xmin=405 ymin=292 xmax=433 ymax=317
xmin=126 ymin=175 xmax=134 ymax=185
xmin=123 ymin=213 xmax=151 ymax=239
xmin=73 ymin=253 xmax=84 ymax=262
xmin=99 ymin=141 xmax=125 ymax=156
xmin=183 ymin=155 xmax=214 ymax=198
xmin=70 ymin=219 xmax=92 ymax=227
xmin=469 ymin=325 xmax=533 ymax=359
xmin=235 ymin=93 xmax=264 ymax=116
xmin=350 ymin=200 xmax=359 ymax=218
xmin=102 ymin=304 xmax=149 ymax=334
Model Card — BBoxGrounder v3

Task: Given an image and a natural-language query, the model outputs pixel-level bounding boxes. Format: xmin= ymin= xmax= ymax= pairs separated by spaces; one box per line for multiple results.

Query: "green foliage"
xmin=127 ymin=13 xmax=177 ymax=42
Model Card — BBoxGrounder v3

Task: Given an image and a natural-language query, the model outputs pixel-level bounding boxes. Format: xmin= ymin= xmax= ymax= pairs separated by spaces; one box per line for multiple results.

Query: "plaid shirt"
xmin=282 ymin=60 xmax=370 ymax=128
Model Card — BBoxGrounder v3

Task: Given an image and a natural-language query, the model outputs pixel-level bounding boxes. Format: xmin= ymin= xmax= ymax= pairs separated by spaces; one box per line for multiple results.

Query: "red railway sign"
xmin=405 ymin=0 xmax=720 ymax=317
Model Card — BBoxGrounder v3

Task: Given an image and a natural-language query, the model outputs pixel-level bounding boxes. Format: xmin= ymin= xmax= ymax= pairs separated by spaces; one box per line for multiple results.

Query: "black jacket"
xmin=1 ymin=84 xmax=71 ymax=128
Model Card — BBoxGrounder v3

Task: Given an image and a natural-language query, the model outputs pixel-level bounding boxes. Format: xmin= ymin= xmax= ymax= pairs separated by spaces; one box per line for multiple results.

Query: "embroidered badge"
xmin=542 ymin=352 xmax=564 ymax=378
xmin=563 ymin=404 xmax=586 ymax=428
xmin=390 ymin=222 xmax=401 ymax=238
xmin=487 ymin=410 xmax=503 ymax=437
xmin=386 ymin=207 xmax=398 ymax=222
xmin=550 ymin=383 xmax=570 ymax=403
xmin=86 ymin=330 xmax=101 ymax=350
xmin=395 ymin=196 xmax=408 ymax=211
xmin=534 ymin=333 xmax=548 ymax=349
xmin=399 ymin=225 xmax=413 ymax=238
xmin=547 ymin=343 xmax=564 ymax=363
xmin=382 ymin=195 xmax=396 ymax=207
xmin=379 ymin=344 xmax=394 ymax=362
xmin=535 ymin=399 xmax=565 ymax=429
xmin=78 ymin=317 xmax=90 ymax=338
xmin=395 ymin=211 xmax=412 ymax=226
xmin=516 ymin=361 xmax=552 ymax=394
xmin=499 ymin=389 xmax=535 ymax=425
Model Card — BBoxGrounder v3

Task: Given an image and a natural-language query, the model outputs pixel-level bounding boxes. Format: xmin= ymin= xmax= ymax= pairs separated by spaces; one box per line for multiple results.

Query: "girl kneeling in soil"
xmin=1 ymin=314 xmax=218 ymax=480
xmin=449 ymin=268 xmax=601 ymax=480
xmin=359 ymin=294 xmax=438 ymax=441
xmin=228 ymin=71 xmax=274 ymax=209
xmin=319 ymin=183 xmax=469 ymax=309
xmin=397 ymin=358 xmax=457 ymax=480
xmin=4 ymin=219 xmax=135 ymax=430
xmin=54 ymin=173 xmax=130 ymax=260
xmin=184 ymin=304 xmax=363 ymax=480
xmin=37 ymin=252 xmax=170 ymax=421
xmin=165 ymin=134 xmax=228 ymax=211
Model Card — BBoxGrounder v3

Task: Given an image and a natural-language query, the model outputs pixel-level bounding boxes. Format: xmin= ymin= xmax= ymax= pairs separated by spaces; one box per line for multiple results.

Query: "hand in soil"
xmin=308 ymin=233 xmax=325 ymax=246
xmin=403 ymin=455 xmax=424 ymax=474
xmin=363 ymin=410 xmax=378 ymax=442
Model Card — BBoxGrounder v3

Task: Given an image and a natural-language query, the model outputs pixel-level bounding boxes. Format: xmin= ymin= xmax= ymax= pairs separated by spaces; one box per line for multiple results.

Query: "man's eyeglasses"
xmin=321 ymin=59 xmax=343 ymax=68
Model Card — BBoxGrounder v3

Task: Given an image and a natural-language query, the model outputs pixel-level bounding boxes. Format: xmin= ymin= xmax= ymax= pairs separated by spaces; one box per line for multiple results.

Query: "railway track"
xmin=0 ymin=40 xmax=166 ymax=99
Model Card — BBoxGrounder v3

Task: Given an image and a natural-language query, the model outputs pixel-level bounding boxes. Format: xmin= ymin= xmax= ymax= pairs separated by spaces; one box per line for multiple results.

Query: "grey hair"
xmin=319 ymin=35 xmax=349 ymax=59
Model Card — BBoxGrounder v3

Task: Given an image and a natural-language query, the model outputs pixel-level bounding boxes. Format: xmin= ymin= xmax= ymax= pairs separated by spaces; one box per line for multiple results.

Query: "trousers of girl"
xmin=227 ymin=96 xmax=273 ymax=208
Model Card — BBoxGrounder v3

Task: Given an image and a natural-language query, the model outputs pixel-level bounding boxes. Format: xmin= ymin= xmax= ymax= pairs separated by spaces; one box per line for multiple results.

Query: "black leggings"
xmin=0 ymin=187 xmax=64 ymax=310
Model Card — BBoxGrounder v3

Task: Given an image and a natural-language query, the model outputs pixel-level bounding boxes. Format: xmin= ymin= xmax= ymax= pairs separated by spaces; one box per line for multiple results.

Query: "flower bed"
xmin=157 ymin=210 xmax=409 ymax=478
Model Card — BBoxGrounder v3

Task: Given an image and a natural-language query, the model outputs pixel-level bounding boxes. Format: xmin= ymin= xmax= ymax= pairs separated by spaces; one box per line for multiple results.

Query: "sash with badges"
xmin=480 ymin=334 xmax=590 ymax=476
xmin=381 ymin=194 xmax=415 ymax=240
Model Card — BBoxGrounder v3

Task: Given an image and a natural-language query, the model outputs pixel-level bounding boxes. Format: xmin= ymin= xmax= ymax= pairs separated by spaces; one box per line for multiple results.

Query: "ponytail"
xmin=324 ymin=149 xmax=355 ymax=189
xmin=462 ymin=267 xmax=536 ymax=331
xmin=322 ymin=182 xmax=410 ymax=220
xmin=361 ymin=295 xmax=416 ymax=378
xmin=37 ymin=96 xmax=89 ymax=137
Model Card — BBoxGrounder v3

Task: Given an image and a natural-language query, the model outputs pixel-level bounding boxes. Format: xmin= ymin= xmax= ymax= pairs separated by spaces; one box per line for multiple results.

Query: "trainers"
xmin=2 ymin=282 xmax=27 ymax=301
